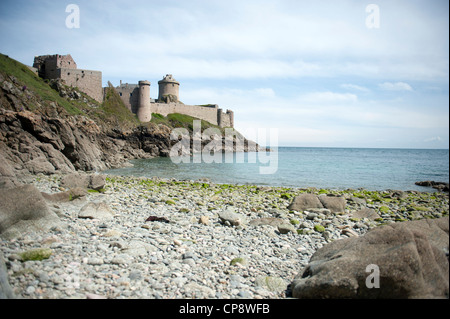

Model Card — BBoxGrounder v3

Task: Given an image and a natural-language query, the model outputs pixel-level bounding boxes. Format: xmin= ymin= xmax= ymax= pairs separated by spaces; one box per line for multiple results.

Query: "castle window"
xmin=119 ymin=92 xmax=122 ymax=96
xmin=67 ymin=72 xmax=70 ymax=75
xmin=130 ymin=93 xmax=132 ymax=97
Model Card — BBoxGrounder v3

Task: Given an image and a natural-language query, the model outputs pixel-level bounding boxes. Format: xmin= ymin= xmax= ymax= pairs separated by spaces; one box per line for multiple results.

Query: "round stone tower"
xmin=137 ymin=80 xmax=151 ymax=122
xmin=158 ymin=74 xmax=180 ymax=103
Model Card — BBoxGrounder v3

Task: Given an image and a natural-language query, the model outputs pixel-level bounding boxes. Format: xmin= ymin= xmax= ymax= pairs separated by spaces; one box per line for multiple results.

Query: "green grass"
xmin=100 ymin=85 xmax=139 ymax=127
xmin=0 ymin=53 xmax=83 ymax=115
xmin=150 ymin=112 xmax=223 ymax=133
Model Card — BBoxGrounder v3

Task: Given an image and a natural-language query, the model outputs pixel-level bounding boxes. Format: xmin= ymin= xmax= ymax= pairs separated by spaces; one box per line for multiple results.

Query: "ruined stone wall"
xmin=33 ymin=54 xmax=102 ymax=103
xmin=58 ymin=68 xmax=103 ymax=103
xmin=115 ymin=84 xmax=139 ymax=113
xmin=218 ymin=109 xmax=234 ymax=128
xmin=151 ymin=103 xmax=234 ymax=128
xmin=55 ymin=54 xmax=77 ymax=69
xmin=33 ymin=54 xmax=77 ymax=79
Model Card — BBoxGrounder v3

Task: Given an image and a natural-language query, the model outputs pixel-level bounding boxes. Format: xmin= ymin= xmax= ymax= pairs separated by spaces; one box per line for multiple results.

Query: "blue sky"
xmin=0 ymin=0 xmax=448 ymax=149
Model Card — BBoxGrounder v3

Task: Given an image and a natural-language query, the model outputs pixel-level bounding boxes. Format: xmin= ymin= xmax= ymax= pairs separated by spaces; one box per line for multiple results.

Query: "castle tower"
xmin=158 ymin=74 xmax=180 ymax=103
xmin=137 ymin=80 xmax=152 ymax=122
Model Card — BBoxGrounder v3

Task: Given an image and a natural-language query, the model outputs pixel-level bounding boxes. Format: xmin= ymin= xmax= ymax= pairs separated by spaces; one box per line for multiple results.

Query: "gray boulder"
xmin=88 ymin=174 xmax=106 ymax=191
xmin=60 ymin=172 xmax=90 ymax=189
xmin=78 ymin=202 xmax=115 ymax=220
xmin=291 ymin=217 xmax=449 ymax=299
xmin=277 ymin=223 xmax=297 ymax=234
xmin=288 ymin=194 xmax=323 ymax=211
xmin=0 ymin=185 xmax=61 ymax=239
xmin=249 ymin=217 xmax=286 ymax=227
xmin=60 ymin=172 xmax=106 ymax=191
xmin=318 ymin=195 xmax=347 ymax=213
xmin=352 ymin=208 xmax=381 ymax=221
xmin=218 ymin=209 xmax=247 ymax=226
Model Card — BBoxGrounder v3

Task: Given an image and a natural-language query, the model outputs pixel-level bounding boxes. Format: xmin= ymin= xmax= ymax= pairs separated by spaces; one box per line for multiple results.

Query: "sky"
xmin=0 ymin=0 xmax=448 ymax=149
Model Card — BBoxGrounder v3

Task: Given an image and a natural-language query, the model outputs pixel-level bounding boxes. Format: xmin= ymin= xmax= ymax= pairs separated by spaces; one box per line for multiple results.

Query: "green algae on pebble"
xmin=20 ymin=248 xmax=52 ymax=261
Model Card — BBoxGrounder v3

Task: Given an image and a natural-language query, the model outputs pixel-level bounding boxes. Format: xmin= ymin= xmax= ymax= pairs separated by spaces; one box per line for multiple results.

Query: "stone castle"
xmin=32 ymin=54 xmax=103 ymax=103
xmin=32 ymin=54 xmax=234 ymax=128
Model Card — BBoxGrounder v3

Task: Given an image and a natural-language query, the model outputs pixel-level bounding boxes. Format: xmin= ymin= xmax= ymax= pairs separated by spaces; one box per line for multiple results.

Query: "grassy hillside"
xmin=92 ymin=83 xmax=140 ymax=129
xmin=0 ymin=53 xmax=142 ymax=130
xmin=0 ymin=53 xmax=84 ymax=115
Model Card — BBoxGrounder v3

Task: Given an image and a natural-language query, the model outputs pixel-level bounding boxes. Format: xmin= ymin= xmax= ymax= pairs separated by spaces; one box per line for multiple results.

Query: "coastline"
xmin=1 ymin=172 xmax=448 ymax=299
xmin=102 ymin=147 xmax=450 ymax=193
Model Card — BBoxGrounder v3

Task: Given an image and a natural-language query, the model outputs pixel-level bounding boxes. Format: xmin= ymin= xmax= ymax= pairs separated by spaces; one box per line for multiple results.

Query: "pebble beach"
xmin=1 ymin=173 xmax=448 ymax=299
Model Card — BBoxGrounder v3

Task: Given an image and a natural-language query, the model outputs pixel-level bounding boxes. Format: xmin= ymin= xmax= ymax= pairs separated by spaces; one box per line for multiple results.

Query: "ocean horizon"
xmin=103 ymin=147 xmax=449 ymax=192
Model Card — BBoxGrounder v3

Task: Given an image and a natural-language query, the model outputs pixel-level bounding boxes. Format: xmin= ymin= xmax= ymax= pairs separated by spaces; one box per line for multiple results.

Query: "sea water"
xmin=103 ymin=147 xmax=449 ymax=191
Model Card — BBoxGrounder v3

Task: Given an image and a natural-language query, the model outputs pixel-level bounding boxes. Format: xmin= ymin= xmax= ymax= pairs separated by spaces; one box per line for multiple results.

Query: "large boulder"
xmin=88 ymin=174 xmax=106 ymax=191
xmin=291 ymin=217 xmax=449 ymax=299
xmin=288 ymin=193 xmax=347 ymax=213
xmin=318 ymin=195 xmax=347 ymax=213
xmin=288 ymin=194 xmax=323 ymax=211
xmin=352 ymin=208 xmax=381 ymax=221
xmin=78 ymin=202 xmax=115 ymax=221
xmin=60 ymin=172 xmax=106 ymax=191
xmin=0 ymin=185 xmax=61 ymax=239
xmin=60 ymin=172 xmax=90 ymax=189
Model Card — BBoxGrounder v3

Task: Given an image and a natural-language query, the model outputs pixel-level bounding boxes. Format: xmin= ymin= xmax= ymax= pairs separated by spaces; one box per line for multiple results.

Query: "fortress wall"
xmin=58 ymin=68 xmax=103 ymax=103
xmin=220 ymin=110 xmax=233 ymax=128
xmin=34 ymin=55 xmax=77 ymax=79
xmin=55 ymin=54 xmax=77 ymax=69
xmin=152 ymin=103 xmax=219 ymax=125
xmin=151 ymin=103 xmax=234 ymax=128
xmin=43 ymin=58 xmax=61 ymax=79
xmin=115 ymin=85 xmax=139 ymax=113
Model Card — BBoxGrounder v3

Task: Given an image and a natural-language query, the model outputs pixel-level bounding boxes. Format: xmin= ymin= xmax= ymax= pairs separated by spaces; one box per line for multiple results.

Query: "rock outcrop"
xmin=291 ymin=217 xmax=449 ymax=299
xmin=416 ymin=181 xmax=449 ymax=192
xmin=0 ymin=109 xmax=162 ymax=176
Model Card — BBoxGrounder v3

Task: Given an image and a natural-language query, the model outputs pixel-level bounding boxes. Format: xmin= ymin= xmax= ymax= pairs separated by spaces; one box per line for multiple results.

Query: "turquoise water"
xmin=103 ymin=147 xmax=449 ymax=191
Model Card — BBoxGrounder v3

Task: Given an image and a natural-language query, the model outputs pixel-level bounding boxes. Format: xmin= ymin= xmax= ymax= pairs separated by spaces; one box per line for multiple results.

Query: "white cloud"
xmin=378 ymin=82 xmax=413 ymax=91
xmin=424 ymin=136 xmax=442 ymax=142
xmin=298 ymin=92 xmax=358 ymax=104
xmin=340 ymin=84 xmax=371 ymax=92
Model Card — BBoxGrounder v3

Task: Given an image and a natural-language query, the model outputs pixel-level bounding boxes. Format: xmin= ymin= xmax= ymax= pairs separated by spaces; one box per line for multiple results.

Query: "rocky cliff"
xmin=0 ymin=53 xmax=260 ymax=186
